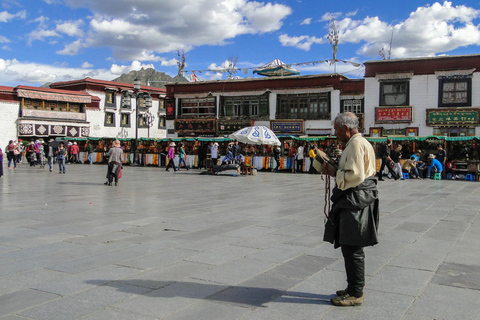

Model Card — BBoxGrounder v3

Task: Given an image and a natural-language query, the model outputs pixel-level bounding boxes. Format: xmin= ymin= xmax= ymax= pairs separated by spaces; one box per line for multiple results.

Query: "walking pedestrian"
xmin=46 ymin=139 xmax=56 ymax=172
xmin=0 ymin=146 xmax=3 ymax=177
xmin=376 ymin=138 xmax=393 ymax=181
xmin=6 ymin=140 xmax=17 ymax=169
xmin=322 ymin=112 xmax=379 ymax=307
xmin=86 ymin=141 xmax=94 ymax=165
xmin=177 ymin=143 xmax=189 ymax=170
xmin=105 ymin=140 xmax=123 ymax=186
xmin=70 ymin=142 xmax=80 ymax=163
xmin=165 ymin=142 xmax=177 ymax=172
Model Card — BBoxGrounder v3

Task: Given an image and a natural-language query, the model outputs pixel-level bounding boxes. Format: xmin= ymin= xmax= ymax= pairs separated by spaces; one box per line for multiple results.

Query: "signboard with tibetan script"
xmin=174 ymin=119 xmax=216 ymax=134
xmin=165 ymin=99 xmax=175 ymax=120
xmin=426 ymin=108 xmax=480 ymax=126
xmin=375 ymin=106 xmax=413 ymax=123
xmin=271 ymin=120 xmax=304 ymax=134
xmin=217 ymin=120 xmax=252 ymax=135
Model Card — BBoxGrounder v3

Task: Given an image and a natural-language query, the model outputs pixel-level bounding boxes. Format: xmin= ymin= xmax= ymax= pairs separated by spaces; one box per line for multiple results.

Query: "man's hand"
xmin=322 ymin=162 xmax=336 ymax=177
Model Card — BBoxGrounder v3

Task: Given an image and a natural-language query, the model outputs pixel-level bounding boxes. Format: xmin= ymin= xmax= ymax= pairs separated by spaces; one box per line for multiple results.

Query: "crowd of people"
xmin=376 ymin=139 xmax=451 ymax=180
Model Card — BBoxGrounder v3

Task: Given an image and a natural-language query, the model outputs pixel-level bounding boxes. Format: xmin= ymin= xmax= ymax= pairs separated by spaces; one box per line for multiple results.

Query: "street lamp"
xmin=142 ymin=109 xmax=155 ymax=138
xmin=133 ymin=78 xmax=141 ymax=165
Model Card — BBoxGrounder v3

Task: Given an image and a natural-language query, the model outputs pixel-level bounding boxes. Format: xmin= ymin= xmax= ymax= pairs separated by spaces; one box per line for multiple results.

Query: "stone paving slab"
xmin=1 ymin=164 xmax=480 ymax=319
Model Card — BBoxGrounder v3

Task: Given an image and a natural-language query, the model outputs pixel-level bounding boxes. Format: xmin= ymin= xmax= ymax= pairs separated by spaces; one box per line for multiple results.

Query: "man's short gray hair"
xmin=334 ymin=113 xmax=359 ymax=130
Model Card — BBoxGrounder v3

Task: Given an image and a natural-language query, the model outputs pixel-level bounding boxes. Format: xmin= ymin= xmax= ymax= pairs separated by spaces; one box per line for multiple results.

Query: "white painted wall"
xmin=0 ymin=101 xmax=19 ymax=151
xmin=85 ymin=90 xmax=166 ymax=140
xmin=365 ymin=71 xmax=480 ymax=136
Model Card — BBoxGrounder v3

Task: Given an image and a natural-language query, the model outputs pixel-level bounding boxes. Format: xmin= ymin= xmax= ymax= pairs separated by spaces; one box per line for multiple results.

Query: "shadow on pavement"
xmin=85 ymin=279 xmax=333 ymax=307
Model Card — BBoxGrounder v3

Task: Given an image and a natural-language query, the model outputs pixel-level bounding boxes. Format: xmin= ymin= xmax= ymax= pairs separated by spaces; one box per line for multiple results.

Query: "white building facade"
xmin=364 ymin=55 xmax=480 ymax=138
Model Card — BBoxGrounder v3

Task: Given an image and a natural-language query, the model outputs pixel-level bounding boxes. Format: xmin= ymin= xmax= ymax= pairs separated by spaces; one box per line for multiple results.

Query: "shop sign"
xmin=375 ymin=106 xmax=413 ymax=123
xmin=217 ymin=120 xmax=252 ymax=134
xmin=174 ymin=119 xmax=216 ymax=134
xmin=165 ymin=98 xmax=175 ymax=120
xmin=271 ymin=120 xmax=304 ymax=134
xmin=426 ymin=108 xmax=480 ymax=126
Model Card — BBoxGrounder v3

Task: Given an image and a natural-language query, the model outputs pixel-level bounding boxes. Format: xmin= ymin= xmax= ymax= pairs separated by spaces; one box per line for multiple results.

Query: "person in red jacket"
xmin=70 ymin=142 xmax=80 ymax=163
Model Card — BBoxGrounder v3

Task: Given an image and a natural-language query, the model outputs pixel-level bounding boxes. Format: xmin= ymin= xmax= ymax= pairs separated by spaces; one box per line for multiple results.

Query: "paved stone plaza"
xmin=1 ymin=164 xmax=480 ymax=320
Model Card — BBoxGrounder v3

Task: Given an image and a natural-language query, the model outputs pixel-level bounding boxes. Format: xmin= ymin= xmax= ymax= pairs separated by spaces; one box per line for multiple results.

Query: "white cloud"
xmin=56 ymin=19 xmax=84 ymax=37
xmin=0 ymin=35 xmax=10 ymax=43
xmin=279 ymin=34 xmax=324 ymax=51
xmin=26 ymin=16 xmax=61 ymax=45
xmin=81 ymin=61 xmax=93 ymax=68
xmin=160 ymin=58 xmax=179 ymax=67
xmin=59 ymin=0 xmax=291 ymax=61
xmin=27 ymin=28 xmax=60 ymax=45
xmin=0 ymin=9 xmax=25 ymax=22
xmin=300 ymin=18 xmax=312 ymax=25
xmin=0 ymin=58 xmax=146 ymax=85
xmin=109 ymin=60 xmax=155 ymax=75
xmin=339 ymin=1 xmax=480 ymax=58
xmin=283 ymin=2 xmax=480 ymax=59
xmin=56 ymin=39 xmax=84 ymax=55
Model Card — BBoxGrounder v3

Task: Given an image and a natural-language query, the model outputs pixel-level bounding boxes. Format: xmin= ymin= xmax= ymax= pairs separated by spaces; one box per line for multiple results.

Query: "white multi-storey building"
xmin=364 ymin=54 xmax=480 ymax=138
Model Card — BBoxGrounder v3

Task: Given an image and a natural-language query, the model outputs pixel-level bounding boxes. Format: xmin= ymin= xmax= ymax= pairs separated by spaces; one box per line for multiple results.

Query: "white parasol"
xmin=229 ymin=126 xmax=281 ymax=146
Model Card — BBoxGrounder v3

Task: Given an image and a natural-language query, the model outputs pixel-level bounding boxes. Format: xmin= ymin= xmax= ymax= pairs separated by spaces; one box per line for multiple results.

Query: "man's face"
xmin=334 ymin=121 xmax=349 ymax=143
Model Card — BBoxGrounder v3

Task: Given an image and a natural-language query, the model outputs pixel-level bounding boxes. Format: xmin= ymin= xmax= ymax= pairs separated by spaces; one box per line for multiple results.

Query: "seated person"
xmin=445 ymin=160 xmax=456 ymax=178
xmin=402 ymin=156 xmax=421 ymax=179
xmin=426 ymin=154 xmax=443 ymax=178
xmin=222 ymin=150 xmax=234 ymax=164
xmin=236 ymin=153 xmax=245 ymax=166
xmin=411 ymin=149 xmax=425 ymax=178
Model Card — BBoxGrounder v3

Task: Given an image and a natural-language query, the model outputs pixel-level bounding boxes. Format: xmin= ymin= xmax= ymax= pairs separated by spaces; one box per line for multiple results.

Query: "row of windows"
xmin=23 ymin=99 xmax=84 ymax=112
xmin=105 ymin=91 xmax=160 ymax=109
xmin=379 ymin=77 xmax=472 ymax=107
xmin=105 ymin=112 xmax=165 ymax=129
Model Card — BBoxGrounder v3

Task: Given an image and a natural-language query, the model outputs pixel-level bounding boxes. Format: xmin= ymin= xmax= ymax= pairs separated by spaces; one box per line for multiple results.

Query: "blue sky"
xmin=0 ymin=0 xmax=480 ymax=86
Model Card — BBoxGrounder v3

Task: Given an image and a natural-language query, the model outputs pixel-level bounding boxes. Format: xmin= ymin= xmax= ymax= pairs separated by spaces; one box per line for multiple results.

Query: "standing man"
xmin=308 ymin=143 xmax=316 ymax=174
xmin=435 ymin=144 xmax=447 ymax=178
xmin=296 ymin=142 xmax=305 ymax=173
xmin=322 ymin=112 xmax=379 ymax=307
xmin=209 ymin=142 xmax=219 ymax=166
xmin=376 ymin=138 xmax=392 ymax=181
xmin=273 ymin=144 xmax=281 ymax=172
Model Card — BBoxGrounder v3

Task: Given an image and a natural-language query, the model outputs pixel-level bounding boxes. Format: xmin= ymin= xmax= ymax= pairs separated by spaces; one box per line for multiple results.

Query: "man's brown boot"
xmin=330 ymin=293 xmax=364 ymax=306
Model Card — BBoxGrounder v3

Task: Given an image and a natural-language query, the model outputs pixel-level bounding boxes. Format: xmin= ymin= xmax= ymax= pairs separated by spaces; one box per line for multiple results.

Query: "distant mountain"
xmin=113 ymin=68 xmax=189 ymax=88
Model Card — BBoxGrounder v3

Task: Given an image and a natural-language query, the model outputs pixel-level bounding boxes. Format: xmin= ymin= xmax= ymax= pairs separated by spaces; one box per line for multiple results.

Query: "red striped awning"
xmin=17 ymin=89 xmax=91 ymax=103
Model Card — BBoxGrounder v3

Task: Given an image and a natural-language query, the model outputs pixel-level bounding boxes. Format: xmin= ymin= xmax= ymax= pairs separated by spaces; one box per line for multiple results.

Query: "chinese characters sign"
xmin=375 ymin=107 xmax=413 ymax=123
xmin=174 ymin=119 xmax=216 ymax=134
xmin=271 ymin=120 xmax=304 ymax=134
xmin=426 ymin=108 xmax=479 ymax=126
xmin=217 ymin=120 xmax=252 ymax=134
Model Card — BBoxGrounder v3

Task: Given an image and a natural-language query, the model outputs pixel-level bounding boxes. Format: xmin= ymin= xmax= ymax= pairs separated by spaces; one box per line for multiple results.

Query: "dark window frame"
xmin=120 ymin=113 xmax=131 ymax=128
xmin=276 ymin=92 xmax=331 ymax=120
xmin=104 ymin=112 xmax=115 ymax=127
xmin=121 ymin=91 xmax=132 ymax=109
xmin=340 ymin=98 xmax=364 ymax=113
xmin=220 ymin=94 xmax=269 ymax=119
xmin=379 ymin=80 xmax=410 ymax=106
xmin=158 ymin=115 xmax=166 ymax=129
xmin=438 ymin=77 xmax=472 ymax=108
xmin=105 ymin=90 xmax=117 ymax=109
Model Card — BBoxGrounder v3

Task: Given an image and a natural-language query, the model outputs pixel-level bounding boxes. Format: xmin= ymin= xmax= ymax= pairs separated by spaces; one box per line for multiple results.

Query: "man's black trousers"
xmin=341 ymin=245 xmax=365 ymax=298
